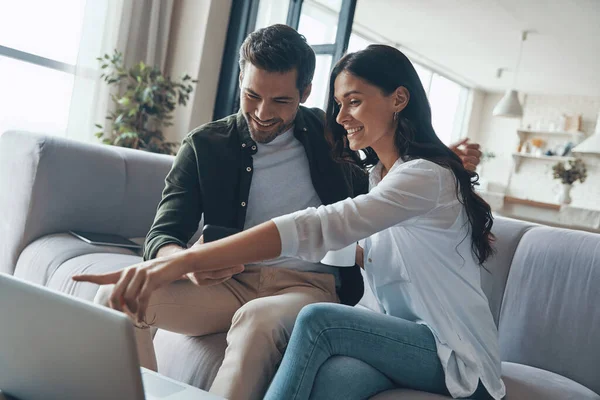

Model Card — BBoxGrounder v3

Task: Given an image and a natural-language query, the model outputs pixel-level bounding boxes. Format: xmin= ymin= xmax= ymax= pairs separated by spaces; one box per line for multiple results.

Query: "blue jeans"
xmin=264 ymin=303 xmax=492 ymax=400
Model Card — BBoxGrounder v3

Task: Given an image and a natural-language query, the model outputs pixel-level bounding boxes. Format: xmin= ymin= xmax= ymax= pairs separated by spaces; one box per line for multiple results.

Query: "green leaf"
xmin=94 ymin=124 xmax=103 ymax=129
xmin=142 ymin=87 xmax=153 ymax=103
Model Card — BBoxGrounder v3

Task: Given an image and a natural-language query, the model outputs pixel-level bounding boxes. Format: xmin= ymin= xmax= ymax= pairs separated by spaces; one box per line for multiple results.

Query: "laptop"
xmin=0 ymin=273 xmax=223 ymax=400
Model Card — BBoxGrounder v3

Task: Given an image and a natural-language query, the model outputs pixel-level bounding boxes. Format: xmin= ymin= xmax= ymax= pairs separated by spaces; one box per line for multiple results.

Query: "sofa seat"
xmin=500 ymin=362 xmax=600 ymax=400
xmin=369 ymin=362 xmax=600 ymax=399
xmin=13 ymin=233 xmax=142 ymax=301
xmin=154 ymin=330 xmax=227 ymax=392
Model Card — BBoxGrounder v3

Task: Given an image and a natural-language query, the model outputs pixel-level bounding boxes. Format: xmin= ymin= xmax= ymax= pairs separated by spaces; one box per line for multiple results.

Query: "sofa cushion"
xmin=479 ymin=217 xmax=536 ymax=327
xmin=369 ymin=362 xmax=599 ymax=399
xmin=501 ymin=362 xmax=599 ymax=400
xmin=498 ymin=227 xmax=600 ymax=394
xmin=154 ymin=330 xmax=227 ymax=391
xmin=14 ymin=233 xmax=142 ymax=301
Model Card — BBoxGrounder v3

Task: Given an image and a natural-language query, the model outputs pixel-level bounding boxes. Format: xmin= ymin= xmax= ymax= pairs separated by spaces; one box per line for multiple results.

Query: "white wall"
xmin=473 ymin=91 xmax=600 ymax=210
xmin=522 ymin=94 xmax=600 ymax=136
xmin=468 ymin=92 xmax=521 ymax=193
xmin=164 ymin=0 xmax=233 ymax=143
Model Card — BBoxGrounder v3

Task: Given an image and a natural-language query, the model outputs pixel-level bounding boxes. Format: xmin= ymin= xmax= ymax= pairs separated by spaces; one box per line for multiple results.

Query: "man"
xmin=94 ymin=24 xmax=481 ymax=400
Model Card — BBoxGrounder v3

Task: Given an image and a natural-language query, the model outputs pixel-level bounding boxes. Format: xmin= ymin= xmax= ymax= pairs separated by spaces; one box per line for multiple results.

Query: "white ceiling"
xmin=352 ymin=0 xmax=600 ymax=96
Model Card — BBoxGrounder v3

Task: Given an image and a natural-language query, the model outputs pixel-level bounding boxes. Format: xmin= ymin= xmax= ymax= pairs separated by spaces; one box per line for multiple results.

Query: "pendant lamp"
xmin=493 ymin=31 xmax=529 ymax=118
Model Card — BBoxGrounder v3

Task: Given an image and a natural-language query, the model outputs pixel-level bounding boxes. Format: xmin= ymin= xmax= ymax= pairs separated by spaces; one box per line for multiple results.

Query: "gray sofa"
xmin=1 ymin=131 xmax=599 ymax=400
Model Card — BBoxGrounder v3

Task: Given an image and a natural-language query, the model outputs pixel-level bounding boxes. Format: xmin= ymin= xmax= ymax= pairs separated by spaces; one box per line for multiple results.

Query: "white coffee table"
xmin=142 ymin=368 xmax=225 ymax=400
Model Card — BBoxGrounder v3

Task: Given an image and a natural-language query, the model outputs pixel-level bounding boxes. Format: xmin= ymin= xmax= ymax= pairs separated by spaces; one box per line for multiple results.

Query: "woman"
xmin=261 ymin=45 xmax=503 ymax=400
xmin=74 ymin=45 xmax=504 ymax=399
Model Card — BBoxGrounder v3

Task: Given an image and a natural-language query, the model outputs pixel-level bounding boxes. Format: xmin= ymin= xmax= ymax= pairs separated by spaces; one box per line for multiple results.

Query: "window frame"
xmin=0 ymin=44 xmax=76 ymax=74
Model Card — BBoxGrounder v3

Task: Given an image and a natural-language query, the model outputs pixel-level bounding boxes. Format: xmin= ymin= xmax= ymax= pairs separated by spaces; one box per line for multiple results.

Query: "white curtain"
xmin=66 ymin=0 xmax=174 ymax=143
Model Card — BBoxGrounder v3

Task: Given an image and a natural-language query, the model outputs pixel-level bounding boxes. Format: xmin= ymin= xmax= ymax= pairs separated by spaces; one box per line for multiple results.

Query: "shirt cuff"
xmin=272 ymin=214 xmax=300 ymax=257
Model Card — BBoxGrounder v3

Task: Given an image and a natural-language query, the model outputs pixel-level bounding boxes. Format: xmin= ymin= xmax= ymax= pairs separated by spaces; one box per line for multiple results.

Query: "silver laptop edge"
xmin=0 ymin=273 xmax=220 ymax=400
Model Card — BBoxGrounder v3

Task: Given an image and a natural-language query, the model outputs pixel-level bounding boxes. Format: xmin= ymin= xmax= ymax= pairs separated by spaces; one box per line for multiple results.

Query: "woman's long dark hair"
xmin=326 ymin=44 xmax=494 ymax=265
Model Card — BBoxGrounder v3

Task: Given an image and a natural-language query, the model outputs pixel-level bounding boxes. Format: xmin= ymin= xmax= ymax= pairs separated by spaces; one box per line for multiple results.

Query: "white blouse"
xmin=273 ymin=158 xmax=506 ymax=399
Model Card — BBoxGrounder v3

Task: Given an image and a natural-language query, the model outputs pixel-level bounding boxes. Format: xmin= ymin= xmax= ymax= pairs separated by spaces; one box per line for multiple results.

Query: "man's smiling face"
xmin=239 ymin=63 xmax=310 ymax=144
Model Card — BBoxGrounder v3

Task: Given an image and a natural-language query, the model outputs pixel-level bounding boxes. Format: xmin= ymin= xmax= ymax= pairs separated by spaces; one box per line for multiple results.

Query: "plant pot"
xmin=557 ymin=183 xmax=573 ymax=205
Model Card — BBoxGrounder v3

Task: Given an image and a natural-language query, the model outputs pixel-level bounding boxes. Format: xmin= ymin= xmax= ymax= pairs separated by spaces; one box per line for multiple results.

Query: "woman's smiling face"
xmin=334 ymin=71 xmax=401 ymax=152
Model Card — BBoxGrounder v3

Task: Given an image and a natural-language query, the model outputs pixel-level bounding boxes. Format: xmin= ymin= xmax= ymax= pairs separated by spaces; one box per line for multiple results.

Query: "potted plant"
xmin=552 ymin=158 xmax=587 ymax=205
xmin=95 ymin=50 xmax=197 ymax=155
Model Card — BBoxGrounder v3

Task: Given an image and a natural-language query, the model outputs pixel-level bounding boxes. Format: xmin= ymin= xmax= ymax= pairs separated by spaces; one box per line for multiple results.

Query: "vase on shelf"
xmin=557 ymin=183 xmax=573 ymax=205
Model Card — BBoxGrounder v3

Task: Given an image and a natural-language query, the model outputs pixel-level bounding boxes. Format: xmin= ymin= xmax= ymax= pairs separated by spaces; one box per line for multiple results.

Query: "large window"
xmin=428 ymin=73 xmax=469 ymax=145
xmin=254 ymin=0 xmax=290 ymax=30
xmin=410 ymin=61 xmax=469 ymax=144
xmin=0 ymin=0 xmax=86 ymax=136
xmin=347 ymin=31 xmax=373 ymax=53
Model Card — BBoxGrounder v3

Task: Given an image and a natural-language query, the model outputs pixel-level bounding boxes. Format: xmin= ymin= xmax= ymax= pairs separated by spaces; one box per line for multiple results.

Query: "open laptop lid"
xmin=0 ymin=273 xmax=145 ymax=400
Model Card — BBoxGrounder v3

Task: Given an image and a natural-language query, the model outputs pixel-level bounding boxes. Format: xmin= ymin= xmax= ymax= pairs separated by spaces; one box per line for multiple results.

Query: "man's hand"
xmin=449 ymin=138 xmax=482 ymax=172
xmin=185 ymin=235 xmax=245 ymax=286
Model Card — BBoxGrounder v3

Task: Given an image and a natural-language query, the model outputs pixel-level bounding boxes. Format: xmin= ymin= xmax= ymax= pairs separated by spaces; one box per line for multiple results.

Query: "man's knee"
xmin=93 ymin=284 xmax=115 ymax=307
xmin=231 ymin=299 xmax=282 ymax=331
xmin=228 ymin=300 xmax=294 ymax=352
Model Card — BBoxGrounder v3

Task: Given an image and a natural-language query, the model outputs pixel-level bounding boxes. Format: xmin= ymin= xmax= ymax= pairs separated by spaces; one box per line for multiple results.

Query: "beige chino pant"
xmin=94 ymin=266 xmax=339 ymax=400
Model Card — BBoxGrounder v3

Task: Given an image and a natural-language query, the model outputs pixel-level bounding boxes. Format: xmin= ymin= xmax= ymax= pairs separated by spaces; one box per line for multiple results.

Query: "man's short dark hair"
xmin=239 ymin=24 xmax=316 ymax=93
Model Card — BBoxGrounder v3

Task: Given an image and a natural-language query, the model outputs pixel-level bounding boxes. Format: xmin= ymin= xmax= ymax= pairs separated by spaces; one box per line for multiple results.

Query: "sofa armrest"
xmin=0 ymin=131 xmax=174 ymax=274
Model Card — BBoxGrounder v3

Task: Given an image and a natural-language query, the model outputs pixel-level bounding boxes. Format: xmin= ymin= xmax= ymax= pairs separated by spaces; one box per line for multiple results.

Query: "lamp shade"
xmin=492 ymin=89 xmax=523 ymax=118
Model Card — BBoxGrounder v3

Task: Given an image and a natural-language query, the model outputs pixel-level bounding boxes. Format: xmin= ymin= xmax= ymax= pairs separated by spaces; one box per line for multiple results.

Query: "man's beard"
xmin=245 ymin=114 xmax=295 ymax=144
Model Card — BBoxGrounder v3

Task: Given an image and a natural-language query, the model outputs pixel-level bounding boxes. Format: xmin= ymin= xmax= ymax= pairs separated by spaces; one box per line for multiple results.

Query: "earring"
xmin=393 ymin=112 xmax=399 ymax=121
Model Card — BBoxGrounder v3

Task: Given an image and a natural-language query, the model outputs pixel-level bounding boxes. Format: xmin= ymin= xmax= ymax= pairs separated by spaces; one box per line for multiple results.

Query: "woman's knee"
xmin=296 ymin=303 xmax=352 ymax=332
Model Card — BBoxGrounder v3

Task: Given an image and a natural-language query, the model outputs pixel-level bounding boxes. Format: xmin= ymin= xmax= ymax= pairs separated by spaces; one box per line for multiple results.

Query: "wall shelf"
xmin=504 ymin=195 xmax=561 ymax=211
xmin=516 ymin=129 xmax=585 ymax=150
xmin=511 ymin=153 xmax=575 ymax=172
xmin=517 ymin=129 xmax=582 ymax=137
